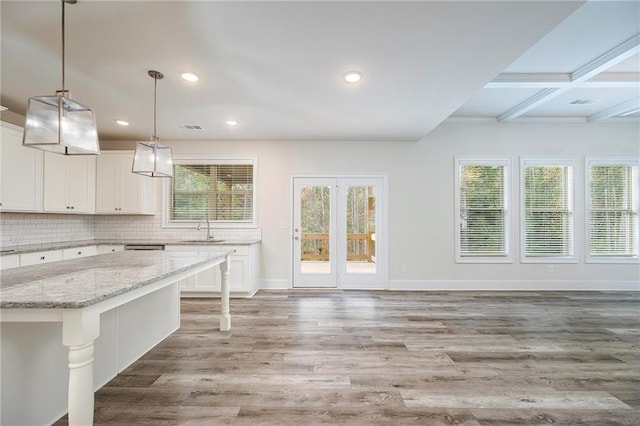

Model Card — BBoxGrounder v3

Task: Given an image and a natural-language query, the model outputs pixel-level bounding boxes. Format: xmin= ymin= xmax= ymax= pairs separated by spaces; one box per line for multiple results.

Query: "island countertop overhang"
xmin=0 ymin=250 xmax=231 ymax=309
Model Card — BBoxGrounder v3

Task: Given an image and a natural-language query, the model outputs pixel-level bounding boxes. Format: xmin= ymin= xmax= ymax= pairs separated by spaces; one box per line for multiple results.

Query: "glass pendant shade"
xmin=22 ymin=91 xmax=100 ymax=155
xmin=132 ymin=141 xmax=174 ymax=177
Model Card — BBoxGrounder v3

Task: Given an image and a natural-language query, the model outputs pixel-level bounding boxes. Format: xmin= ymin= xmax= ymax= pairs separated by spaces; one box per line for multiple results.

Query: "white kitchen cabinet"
xmin=19 ymin=249 xmax=63 ymax=266
xmin=0 ymin=122 xmax=43 ymax=212
xmin=43 ymin=152 xmax=96 ymax=214
xmin=96 ymin=152 xmax=156 ymax=214
xmin=0 ymin=254 xmax=19 ymax=270
xmin=97 ymin=244 xmax=125 ymax=254
xmin=62 ymin=245 xmax=97 ymax=260
xmin=165 ymin=243 xmax=260 ymax=297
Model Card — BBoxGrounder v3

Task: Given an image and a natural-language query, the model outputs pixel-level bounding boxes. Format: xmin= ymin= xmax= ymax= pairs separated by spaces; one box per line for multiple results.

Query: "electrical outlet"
xmin=548 ymin=265 xmax=554 ymax=273
xmin=401 ymin=265 xmax=408 ymax=273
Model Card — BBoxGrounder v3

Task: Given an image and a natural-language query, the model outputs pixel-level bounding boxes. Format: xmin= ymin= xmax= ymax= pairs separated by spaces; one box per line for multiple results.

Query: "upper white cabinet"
xmin=0 ymin=122 xmax=43 ymax=212
xmin=96 ymin=151 xmax=156 ymax=214
xmin=43 ymin=152 xmax=96 ymax=214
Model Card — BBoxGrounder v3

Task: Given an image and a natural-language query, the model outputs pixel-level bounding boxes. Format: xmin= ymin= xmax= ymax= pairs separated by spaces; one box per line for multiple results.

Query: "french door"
xmin=292 ymin=176 xmax=387 ymax=289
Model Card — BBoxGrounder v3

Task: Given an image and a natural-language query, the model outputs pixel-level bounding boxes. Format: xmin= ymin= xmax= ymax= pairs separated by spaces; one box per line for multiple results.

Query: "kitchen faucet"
xmin=197 ymin=218 xmax=214 ymax=240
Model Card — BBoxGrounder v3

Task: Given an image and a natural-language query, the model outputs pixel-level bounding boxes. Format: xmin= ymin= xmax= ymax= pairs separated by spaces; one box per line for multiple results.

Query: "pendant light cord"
xmin=61 ymin=0 xmax=66 ymax=91
xmin=153 ymin=74 xmax=157 ymax=140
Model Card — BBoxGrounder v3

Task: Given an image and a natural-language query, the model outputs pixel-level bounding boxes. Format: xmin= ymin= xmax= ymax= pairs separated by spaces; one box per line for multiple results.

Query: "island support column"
xmin=62 ymin=309 xmax=100 ymax=426
xmin=220 ymin=254 xmax=231 ymax=331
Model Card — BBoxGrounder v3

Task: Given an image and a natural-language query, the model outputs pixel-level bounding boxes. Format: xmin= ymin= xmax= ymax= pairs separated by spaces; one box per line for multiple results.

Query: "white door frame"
xmin=290 ymin=173 xmax=389 ymax=290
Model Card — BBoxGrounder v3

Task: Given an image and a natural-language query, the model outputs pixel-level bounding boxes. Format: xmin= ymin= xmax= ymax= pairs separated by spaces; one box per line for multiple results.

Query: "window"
xmin=586 ymin=158 xmax=639 ymax=263
xmin=455 ymin=158 xmax=511 ymax=263
xmin=521 ymin=158 xmax=575 ymax=262
xmin=164 ymin=158 xmax=256 ymax=227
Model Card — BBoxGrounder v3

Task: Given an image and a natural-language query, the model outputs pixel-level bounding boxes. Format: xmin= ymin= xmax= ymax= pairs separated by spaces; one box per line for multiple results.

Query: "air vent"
xmin=569 ymin=99 xmax=598 ymax=105
xmin=177 ymin=125 xmax=203 ymax=130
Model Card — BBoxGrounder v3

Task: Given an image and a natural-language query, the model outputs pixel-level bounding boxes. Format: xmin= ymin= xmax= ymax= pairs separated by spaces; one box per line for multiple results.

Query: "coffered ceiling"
xmin=1 ymin=1 xmax=638 ymax=143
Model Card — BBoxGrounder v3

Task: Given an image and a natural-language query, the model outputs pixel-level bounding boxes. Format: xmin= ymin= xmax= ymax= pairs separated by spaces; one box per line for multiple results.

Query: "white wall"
xmin=1 ymin=121 xmax=636 ymax=289
xmin=104 ymin=121 xmax=640 ymax=290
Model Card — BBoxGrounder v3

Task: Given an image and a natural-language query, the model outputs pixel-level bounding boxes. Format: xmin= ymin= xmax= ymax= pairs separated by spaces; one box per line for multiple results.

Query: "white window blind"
xmin=588 ymin=160 xmax=639 ymax=260
xmin=522 ymin=161 xmax=574 ymax=260
xmin=168 ymin=162 xmax=254 ymax=223
xmin=456 ymin=160 xmax=510 ymax=260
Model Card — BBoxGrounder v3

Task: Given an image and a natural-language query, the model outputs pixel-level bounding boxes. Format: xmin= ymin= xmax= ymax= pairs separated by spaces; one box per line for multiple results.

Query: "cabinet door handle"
xmin=40 ymin=256 xmax=45 ymax=260
xmin=78 ymin=251 xmax=82 ymax=255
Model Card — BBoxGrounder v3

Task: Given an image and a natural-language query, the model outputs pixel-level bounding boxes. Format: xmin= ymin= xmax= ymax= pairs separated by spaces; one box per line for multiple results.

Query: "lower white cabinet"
xmin=97 ymin=245 xmax=125 ymax=254
xmin=19 ymin=249 xmax=63 ymax=266
xmin=11 ymin=245 xmax=103 ymax=268
xmin=0 ymin=254 xmax=19 ymax=270
xmin=62 ymin=245 xmax=97 ymax=260
xmin=165 ymin=244 xmax=260 ymax=297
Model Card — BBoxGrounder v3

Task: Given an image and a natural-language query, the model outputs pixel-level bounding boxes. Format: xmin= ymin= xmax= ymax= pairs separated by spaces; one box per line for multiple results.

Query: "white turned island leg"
xmin=220 ymin=255 xmax=231 ymax=331
xmin=63 ymin=310 xmax=100 ymax=426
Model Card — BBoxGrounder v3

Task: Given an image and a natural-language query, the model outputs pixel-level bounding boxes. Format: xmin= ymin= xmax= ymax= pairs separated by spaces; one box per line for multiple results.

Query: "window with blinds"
xmin=455 ymin=158 xmax=511 ymax=262
xmin=522 ymin=160 xmax=575 ymax=262
xmin=167 ymin=160 xmax=255 ymax=225
xmin=587 ymin=159 xmax=639 ymax=262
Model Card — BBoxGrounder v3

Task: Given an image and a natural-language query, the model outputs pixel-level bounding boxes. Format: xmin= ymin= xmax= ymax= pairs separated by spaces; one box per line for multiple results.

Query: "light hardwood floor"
xmin=55 ymin=290 xmax=639 ymax=425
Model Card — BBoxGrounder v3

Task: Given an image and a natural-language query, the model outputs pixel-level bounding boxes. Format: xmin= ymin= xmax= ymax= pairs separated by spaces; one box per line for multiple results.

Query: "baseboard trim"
xmin=388 ymin=279 xmax=640 ymax=291
xmin=258 ymin=279 xmax=639 ymax=292
xmin=260 ymin=279 xmax=291 ymax=290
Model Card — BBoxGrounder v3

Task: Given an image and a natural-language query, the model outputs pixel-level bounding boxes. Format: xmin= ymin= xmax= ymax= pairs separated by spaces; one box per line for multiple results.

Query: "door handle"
xmin=294 ymin=236 xmax=299 ymax=240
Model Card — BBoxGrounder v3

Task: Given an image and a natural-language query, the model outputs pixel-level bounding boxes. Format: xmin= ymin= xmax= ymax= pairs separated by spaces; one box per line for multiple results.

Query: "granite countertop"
xmin=0 ymin=250 xmax=230 ymax=309
xmin=0 ymin=239 xmax=261 ymax=256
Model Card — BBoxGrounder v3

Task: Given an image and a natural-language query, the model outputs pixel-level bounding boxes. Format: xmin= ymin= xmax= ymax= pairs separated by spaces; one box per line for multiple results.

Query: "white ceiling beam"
xmin=487 ymin=73 xmax=571 ymax=88
xmin=498 ymin=33 xmax=640 ymax=122
xmin=487 ymin=72 xmax=640 ymax=88
xmin=498 ymin=88 xmax=561 ymax=122
xmin=571 ymin=34 xmax=640 ymax=82
xmin=587 ymin=97 xmax=640 ymax=122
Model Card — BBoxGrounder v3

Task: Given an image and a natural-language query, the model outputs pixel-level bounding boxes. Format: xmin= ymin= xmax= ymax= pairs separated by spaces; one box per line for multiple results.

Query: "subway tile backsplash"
xmin=0 ymin=212 xmax=260 ymax=248
xmin=0 ymin=212 xmax=95 ymax=247
xmin=94 ymin=214 xmax=261 ymax=241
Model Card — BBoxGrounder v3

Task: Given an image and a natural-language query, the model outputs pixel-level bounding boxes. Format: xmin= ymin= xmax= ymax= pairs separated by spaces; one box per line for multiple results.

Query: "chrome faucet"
xmin=197 ymin=218 xmax=213 ymax=240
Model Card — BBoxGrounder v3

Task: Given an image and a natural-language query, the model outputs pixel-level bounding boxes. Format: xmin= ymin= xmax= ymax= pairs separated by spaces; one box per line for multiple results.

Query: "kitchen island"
xmin=0 ymin=250 xmax=231 ymax=426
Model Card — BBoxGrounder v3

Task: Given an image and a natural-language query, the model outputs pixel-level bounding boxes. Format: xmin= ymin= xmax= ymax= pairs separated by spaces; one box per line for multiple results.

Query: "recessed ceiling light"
xmin=343 ymin=70 xmax=362 ymax=84
xmin=181 ymin=72 xmax=199 ymax=82
xmin=226 ymin=120 xmax=239 ymax=127
xmin=115 ymin=119 xmax=130 ymax=126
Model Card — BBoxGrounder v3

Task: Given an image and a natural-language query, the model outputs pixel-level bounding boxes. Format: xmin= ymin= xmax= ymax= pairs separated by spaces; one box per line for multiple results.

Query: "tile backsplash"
xmin=94 ymin=214 xmax=261 ymax=241
xmin=0 ymin=212 xmax=96 ymax=247
xmin=0 ymin=212 xmax=260 ymax=248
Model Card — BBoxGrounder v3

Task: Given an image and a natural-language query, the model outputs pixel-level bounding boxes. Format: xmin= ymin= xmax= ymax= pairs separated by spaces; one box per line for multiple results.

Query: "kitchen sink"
xmin=180 ymin=240 xmax=226 ymax=244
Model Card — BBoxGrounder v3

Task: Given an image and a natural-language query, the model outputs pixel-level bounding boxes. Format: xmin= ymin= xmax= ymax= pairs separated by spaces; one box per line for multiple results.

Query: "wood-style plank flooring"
xmin=55 ymin=290 xmax=640 ymax=425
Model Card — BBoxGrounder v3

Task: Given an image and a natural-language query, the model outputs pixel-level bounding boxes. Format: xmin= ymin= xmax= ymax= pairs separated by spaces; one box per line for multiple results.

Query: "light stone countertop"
xmin=0 ymin=250 xmax=230 ymax=309
xmin=0 ymin=239 xmax=261 ymax=256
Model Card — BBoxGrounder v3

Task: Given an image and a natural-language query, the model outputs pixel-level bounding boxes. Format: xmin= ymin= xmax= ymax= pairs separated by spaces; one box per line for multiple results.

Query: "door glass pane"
xmin=300 ymin=185 xmax=331 ymax=274
xmin=346 ymin=186 xmax=376 ymax=274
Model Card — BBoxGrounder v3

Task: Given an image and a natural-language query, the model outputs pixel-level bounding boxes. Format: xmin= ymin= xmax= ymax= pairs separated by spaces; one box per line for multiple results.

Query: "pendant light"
xmin=22 ymin=0 xmax=100 ymax=155
xmin=132 ymin=70 xmax=174 ymax=178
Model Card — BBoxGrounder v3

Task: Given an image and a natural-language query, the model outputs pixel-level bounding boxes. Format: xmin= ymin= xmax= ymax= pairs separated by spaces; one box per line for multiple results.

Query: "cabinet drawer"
xmin=97 ymin=245 xmax=125 ymax=254
xmin=62 ymin=246 xmax=98 ymax=260
xmin=224 ymin=245 xmax=249 ymax=256
xmin=20 ymin=250 xmax=63 ymax=266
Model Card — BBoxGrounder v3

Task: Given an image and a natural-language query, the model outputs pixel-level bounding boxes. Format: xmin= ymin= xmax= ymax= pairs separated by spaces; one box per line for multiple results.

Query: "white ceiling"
xmin=1 ymin=1 xmax=638 ymax=143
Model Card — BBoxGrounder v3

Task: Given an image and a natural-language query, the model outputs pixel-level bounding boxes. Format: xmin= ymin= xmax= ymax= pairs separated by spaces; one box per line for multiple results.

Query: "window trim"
xmin=585 ymin=156 xmax=639 ymax=264
xmin=454 ymin=156 xmax=513 ymax=264
xmin=162 ymin=155 xmax=258 ymax=229
xmin=520 ymin=157 xmax=577 ymax=264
